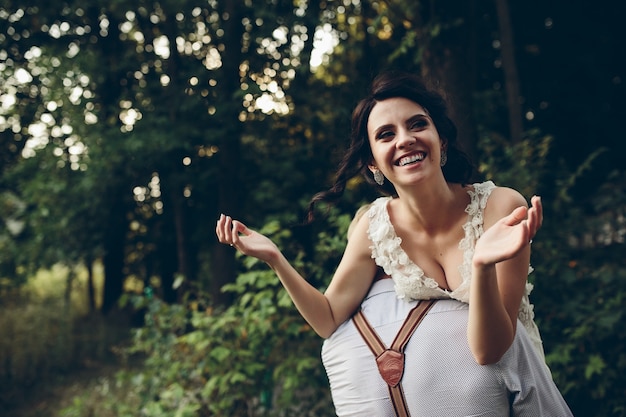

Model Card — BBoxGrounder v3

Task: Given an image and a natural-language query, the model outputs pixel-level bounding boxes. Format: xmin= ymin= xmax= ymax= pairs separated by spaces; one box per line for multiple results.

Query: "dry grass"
xmin=0 ymin=263 xmax=132 ymax=417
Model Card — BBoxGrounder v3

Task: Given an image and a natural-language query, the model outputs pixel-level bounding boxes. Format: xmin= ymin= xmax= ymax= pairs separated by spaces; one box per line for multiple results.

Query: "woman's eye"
xmin=377 ymin=131 xmax=394 ymax=140
xmin=410 ymin=120 xmax=428 ymax=130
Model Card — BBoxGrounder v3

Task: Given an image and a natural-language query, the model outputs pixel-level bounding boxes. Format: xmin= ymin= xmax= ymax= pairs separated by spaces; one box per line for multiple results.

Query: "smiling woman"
xmin=366 ymin=98 xmax=443 ymax=190
xmin=216 ymin=70 xmax=573 ymax=416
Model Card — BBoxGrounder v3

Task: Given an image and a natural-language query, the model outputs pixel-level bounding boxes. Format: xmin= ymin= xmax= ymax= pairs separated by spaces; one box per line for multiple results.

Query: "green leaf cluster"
xmin=62 ymin=213 xmax=356 ymax=416
xmin=1 ymin=1 xmax=624 ymax=415
xmin=480 ymin=132 xmax=626 ymax=416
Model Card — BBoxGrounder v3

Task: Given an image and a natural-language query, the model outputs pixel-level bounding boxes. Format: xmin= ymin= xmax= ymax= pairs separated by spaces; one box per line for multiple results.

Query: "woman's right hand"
xmin=215 ymin=214 xmax=280 ymax=264
xmin=472 ymin=195 xmax=542 ymax=268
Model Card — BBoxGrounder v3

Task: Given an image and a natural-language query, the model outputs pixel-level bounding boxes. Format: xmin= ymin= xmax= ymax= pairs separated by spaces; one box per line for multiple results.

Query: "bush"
xmin=480 ymin=132 xmax=626 ymax=416
xmin=60 ymin=214 xmax=355 ymax=416
xmin=0 ymin=264 xmax=130 ymax=414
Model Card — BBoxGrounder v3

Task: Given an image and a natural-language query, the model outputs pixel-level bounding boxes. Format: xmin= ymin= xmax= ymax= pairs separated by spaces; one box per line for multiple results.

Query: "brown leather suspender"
xmin=352 ymin=300 xmax=436 ymax=417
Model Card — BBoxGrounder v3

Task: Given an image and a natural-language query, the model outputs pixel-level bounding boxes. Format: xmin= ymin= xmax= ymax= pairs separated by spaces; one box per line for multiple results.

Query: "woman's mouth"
xmin=397 ymin=152 xmax=426 ymax=166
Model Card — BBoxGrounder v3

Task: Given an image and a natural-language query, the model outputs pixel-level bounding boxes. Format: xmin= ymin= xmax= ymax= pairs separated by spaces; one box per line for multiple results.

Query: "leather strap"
xmin=353 ymin=299 xmax=436 ymax=417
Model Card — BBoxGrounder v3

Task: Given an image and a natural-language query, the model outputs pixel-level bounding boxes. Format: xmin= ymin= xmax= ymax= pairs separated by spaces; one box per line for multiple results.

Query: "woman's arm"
xmin=467 ymin=189 xmax=542 ymax=364
xmin=215 ymin=213 xmax=376 ymax=338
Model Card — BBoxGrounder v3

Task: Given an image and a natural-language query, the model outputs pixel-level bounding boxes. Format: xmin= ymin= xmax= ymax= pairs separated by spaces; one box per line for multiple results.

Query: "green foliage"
xmin=539 ymin=243 xmax=626 ymax=415
xmin=477 ymin=129 xmax=553 ymax=196
xmin=0 ymin=294 xmax=73 ymax=385
xmin=0 ymin=264 xmax=128 ymax=413
xmin=535 ymin=176 xmax=626 ymax=416
xmin=61 ymin=213 xmax=357 ymax=416
xmin=480 ymin=132 xmax=626 ymax=416
xmin=1 ymin=1 xmax=624 ymax=416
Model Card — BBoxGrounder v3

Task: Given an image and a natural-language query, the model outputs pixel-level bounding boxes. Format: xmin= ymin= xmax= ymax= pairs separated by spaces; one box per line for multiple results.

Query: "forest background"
xmin=0 ymin=0 xmax=624 ymax=416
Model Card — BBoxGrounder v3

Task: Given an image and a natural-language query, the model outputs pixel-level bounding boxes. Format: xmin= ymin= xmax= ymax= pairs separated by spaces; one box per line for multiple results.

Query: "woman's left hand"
xmin=472 ymin=195 xmax=542 ymax=267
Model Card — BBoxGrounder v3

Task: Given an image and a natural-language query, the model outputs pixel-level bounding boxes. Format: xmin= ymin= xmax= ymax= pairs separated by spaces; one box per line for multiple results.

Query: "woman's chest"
xmin=394 ymin=225 xmax=468 ymax=291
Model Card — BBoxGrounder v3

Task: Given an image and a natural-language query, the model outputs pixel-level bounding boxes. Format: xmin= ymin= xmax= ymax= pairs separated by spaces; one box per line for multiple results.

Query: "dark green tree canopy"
xmin=1 ymin=1 xmax=624 ymax=415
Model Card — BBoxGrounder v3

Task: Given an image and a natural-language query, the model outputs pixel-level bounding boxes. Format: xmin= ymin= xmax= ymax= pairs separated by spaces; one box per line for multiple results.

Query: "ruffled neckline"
xmin=367 ymin=181 xmax=496 ymax=302
xmin=366 ymin=181 xmax=545 ymax=358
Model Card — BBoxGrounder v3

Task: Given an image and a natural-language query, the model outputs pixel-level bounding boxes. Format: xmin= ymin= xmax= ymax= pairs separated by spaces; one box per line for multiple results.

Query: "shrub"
xmin=60 ymin=214 xmax=354 ymax=416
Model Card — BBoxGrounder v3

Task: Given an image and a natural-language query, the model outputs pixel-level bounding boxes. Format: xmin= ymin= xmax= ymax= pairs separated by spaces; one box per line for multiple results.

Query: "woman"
xmin=216 ymin=71 xmax=572 ymax=415
xmin=320 ymin=204 xmax=568 ymax=416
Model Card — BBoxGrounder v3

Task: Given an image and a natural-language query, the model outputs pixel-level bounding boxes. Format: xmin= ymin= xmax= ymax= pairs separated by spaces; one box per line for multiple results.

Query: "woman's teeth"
xmin=398 ymin=153 xmax=426 ymax=166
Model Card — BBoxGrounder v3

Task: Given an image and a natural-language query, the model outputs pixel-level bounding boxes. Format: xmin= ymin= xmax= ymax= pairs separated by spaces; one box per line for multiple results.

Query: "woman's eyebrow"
xmin=408 ymin=113 xmax=430 ymax=122
xmin=373 ymin=123 xmax=394 ymax=137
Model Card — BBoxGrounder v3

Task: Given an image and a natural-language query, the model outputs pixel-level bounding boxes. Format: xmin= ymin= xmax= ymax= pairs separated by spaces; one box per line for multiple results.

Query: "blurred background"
xmin=0 ymin=0 xmax=624 ymax=416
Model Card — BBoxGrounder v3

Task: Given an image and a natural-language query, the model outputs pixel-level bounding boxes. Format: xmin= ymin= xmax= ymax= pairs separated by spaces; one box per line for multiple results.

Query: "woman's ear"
xmin=367 ymin=155 xmax=379 ymax=172
xmin=440 ymin=137 xmax=448 ymax=150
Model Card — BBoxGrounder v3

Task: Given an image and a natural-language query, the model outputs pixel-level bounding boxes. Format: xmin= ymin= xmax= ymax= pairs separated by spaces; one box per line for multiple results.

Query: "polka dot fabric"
xmin=321 ymin=279 xmax=573 ymax=416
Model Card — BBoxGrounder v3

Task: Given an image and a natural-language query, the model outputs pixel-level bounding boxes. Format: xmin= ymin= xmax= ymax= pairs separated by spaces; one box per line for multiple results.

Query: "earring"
xmin=373 ymin=170 xmax=385 ymax=185
xmin=440 ymin=150 xmax=447 ymax=167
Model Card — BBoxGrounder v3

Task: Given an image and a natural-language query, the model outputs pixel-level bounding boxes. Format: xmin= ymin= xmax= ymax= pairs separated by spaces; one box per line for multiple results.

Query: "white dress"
xmin=321 ymin=280 xmax=573 ymax=416
xmin=368 ymin=181 xmax=544 ymax=358
xmin=321 ymin=182 xmax=573 ymax=416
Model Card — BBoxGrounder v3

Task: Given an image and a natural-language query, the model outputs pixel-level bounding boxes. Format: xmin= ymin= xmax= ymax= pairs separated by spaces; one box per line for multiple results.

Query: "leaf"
xmin=210 ymin=346 xmax=231 ymax=362
xmin=585 ymin=354 xmax=606 ymax=379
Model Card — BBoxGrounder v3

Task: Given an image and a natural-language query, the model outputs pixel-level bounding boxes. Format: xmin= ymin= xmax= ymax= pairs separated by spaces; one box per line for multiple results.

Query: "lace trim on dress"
xmin=366 ymin=181 xmax=545 ymax=358
xmin=367 ymin=197 xmax=443 ymax=300
xmin=454 ymin=181 xmax=497 ymax=301
xmin=458 ymin=181 xmax=495 ymax=279
xmin=456 ymin=182 xmax=543 ymax=357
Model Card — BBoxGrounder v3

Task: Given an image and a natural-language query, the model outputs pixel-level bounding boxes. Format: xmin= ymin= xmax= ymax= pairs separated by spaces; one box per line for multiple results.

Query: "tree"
xmin=494 ymin=0 xmax=523 ymax=144
xmin=0 ymin=0 xmax=363 ymax=308
xmin=1 ymin=1 xmax=625 ymax=414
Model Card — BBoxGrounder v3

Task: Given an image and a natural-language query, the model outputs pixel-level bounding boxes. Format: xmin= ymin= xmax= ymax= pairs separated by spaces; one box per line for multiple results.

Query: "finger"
xmin=532 ymin=195 xmax=543 ymax=227
xmin=521 ymin=219 xmax=532 ymax=244
xmin=230 ymin=219 xmax=247 ymax=245
xmin=232 ymin=220 xmax=250 ymax=237
xmin=216 ymin=213 xmax=226 ymax=243
xmin=215 ymin=215 xmax=221 ymax=240
xmin=224 ymin=215 xmax=234 ymax=245
xmin=504 ymin=206 xmax=528 ymax=226
xmin=527 ymin=196 xmax=543 ymax=237
xmin=526 ymin=206 xmax=537 ymax=236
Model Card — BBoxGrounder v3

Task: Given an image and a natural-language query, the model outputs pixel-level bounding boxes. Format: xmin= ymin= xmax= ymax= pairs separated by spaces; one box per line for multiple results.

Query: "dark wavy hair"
xmin=306 ymin=70 xmax=474 ymax=222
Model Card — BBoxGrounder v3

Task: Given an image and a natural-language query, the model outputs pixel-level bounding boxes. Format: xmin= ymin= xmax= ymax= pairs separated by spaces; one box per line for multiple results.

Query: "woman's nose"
xmin=396 ymin=129 xmax=416 ymax=148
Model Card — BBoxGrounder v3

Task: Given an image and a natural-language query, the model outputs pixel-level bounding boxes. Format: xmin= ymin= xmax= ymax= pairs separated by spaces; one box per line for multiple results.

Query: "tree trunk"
xmin=173 ymin=193 xmax=193 ymax=283
xmin=93 ymin=8 xmax=128 ymax=314
xmin=209 ymin=0 xmax=246 ymax=306
xmin=86 ymin=257 xmax=96 ymax=313
xmin=157 ymin=185 xmax=179 ymax=303
xmin=419 ymin=0 xmax=480 ymax=166
xmin=101 ymin=190 xmax=127 ymax=314
xmin=160 ymin=171 xmax=195 ymax=303
xmin=161 ymin=14 xmax=197 ymax=299
xmin=64 ymin=267 xmax=75 ymax=312
xmin=494 ymin=0 xmax=524 ymax=143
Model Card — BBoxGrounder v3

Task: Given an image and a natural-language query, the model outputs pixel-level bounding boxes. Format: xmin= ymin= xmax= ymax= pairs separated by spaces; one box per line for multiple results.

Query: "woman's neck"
xmin=393 ymin=180 xmax=467 ymax=234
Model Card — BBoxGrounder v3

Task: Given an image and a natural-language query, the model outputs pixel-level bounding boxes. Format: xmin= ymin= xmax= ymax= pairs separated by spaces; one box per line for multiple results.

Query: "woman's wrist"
xmin=472 ymin=257 xmax=495 ymax=271
xmin=265 ymin=249 xmax=286 ymax=271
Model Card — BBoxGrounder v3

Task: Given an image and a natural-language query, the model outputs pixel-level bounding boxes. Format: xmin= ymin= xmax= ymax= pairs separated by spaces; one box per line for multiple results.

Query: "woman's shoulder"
xmin=486 ymin=184 xmax=527 ymax=207
xmin=483 ymin=183 xmax=529 ymax=224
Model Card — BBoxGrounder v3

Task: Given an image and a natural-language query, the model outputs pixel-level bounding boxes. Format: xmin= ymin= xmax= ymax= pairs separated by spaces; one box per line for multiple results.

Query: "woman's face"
xmin=366 ymin=97 xmax=444 ymax=187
